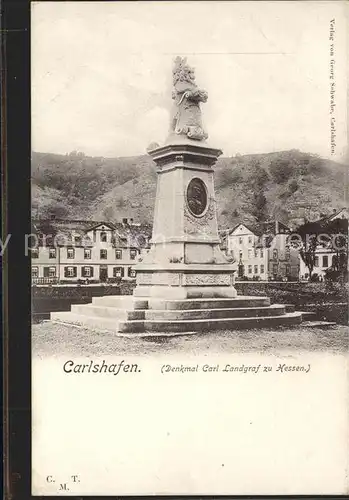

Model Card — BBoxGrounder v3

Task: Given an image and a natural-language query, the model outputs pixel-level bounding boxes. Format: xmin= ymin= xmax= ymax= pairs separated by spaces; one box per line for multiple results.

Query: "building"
xmin=31 ymin=218 xmax=152 ymax=284
xmin=298 ymin=208 xmax=348 ymax=280
xmin=221 ymin=220 xmax=300 ymax=281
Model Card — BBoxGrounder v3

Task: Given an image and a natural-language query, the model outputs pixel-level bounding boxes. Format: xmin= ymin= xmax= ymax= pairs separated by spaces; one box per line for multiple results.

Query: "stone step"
xmin=145 ymin=304 xmax=284 ymax=320
xmin=298 ymin=311 xmax=317 ymax=320
xmin=91 ymin=295 xmax=271 ymax=310
xmin=92 ymin=296 xmax=148 ymax=310
xmin=51 ymin=310 xmax=302 ymax=334
xmin=301 ymin=320 xmax=337 ymax=328
xmin=70 ymin=303 xmax=286 ymax=321
xmin=148 ymin=296 xmax=271 ymax=311
xmin=50 ymin=311 xmax=125 ymax=332
xmin=71 ymin=304 xmax=143 ymax=320
xmin=119 ymin=312 xmax=302 ymax=333
xmin=284 ymin=304 xmax=295 ymax=313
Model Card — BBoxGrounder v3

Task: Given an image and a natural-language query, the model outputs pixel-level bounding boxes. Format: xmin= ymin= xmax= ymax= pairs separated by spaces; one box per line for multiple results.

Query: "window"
xmin=130 ymin=249 xmax=137 ymax=260
xmin=84 ymin=248 xmax=91 ymax=260
xmin=239 ymin=237 xmax=243 ymax=245
xmin=273 ymin=249 xmax=278 ymax=260
xmin=314 ymin=256 xmax=319 ymax=267
xmin=254 ymin=265 xmax=258 ymax=274
xmin=323 ymin=255 xmax=329 ymax=267
xmin=67 ymin=248 xmax=75 ymax=259
xmin=273 ymin=264 xmax=278 ymax=274
xmin=100 ymin=249 xmax=107 ymax=259
xmin=49 ymin=267 xmax=56 ymax=277
xmin=260 ymin=248 xmax=264 ymax=258
xmin=31 ymin=248 xmax=39 ymax=259
xmin=254 ymin=249 xmax=258 ymax=258
xmin=286 ymin=265 xmax=291 ymax=276
xmin=113 ymin=266 xmax=124 ymax=278
xmin=128 ymin=267 xmax=136 ymax=278
xmin=82 ymin=266 xmax=93 ymax=278
xmin=248 ymin=265 xmax=252 ymax=274
xmin=285 ymin=247 xmax=290 ymax=259
xmin=239 ymin=251 xmax=243 ymax=260
xmin=248 ymin=236 xmax=252 ymax=244
xmin=100 ymin=232 xmax=107 ymax=242
xmin=260 ymin=264 xmax=265 ymax=274
xmin=49 ymin=248 xmax=56 ymax=259
xmin=248 ymin=249 xmax=252 ymax=259
xmin=65 ymin=266 xmax=77 ymax=278
xmin=32 ymin=266 xmax=38 ymax=278
xmin=115 ymin=249 xmax=122 ymax=259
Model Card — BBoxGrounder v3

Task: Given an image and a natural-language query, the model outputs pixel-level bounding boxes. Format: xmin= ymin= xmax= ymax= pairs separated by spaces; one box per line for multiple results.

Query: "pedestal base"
xmin=51 ymin=295 xmax=303 ymax=335
xmin=133 ymin=285 xmax=237 ymax=299
xmin=133 ymin=263 xmax=237 ymax=299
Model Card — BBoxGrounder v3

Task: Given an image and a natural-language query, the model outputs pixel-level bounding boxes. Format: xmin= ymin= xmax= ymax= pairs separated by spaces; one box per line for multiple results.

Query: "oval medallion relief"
xmin=186 ymin=178 xmax=208 ymax=217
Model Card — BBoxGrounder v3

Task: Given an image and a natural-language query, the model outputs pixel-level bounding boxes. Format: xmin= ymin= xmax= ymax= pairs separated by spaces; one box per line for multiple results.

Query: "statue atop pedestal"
xmin=169 ymin=56 xmax=208 ymax=142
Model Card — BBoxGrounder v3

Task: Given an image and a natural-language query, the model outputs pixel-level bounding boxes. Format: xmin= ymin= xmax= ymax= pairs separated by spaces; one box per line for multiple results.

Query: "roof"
xmin=318 ymin=208 xmax=348 ymax=223
xmin=221 ymin=220 xmax=291 ymax=238
xmin=32 ymin=218 xmax=153 ymax=248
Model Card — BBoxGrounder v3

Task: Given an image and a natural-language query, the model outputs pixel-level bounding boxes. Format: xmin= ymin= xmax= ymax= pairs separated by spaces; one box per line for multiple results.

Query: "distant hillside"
xmin=31 ymin=149 xmax=348 ymax=229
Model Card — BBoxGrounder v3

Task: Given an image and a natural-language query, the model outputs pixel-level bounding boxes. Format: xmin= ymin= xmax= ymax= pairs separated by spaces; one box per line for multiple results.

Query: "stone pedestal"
xmin=133 ymin=138 xmax=237 ymax=299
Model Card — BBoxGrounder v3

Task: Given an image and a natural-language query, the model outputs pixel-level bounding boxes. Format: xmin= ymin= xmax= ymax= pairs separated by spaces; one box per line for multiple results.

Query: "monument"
xmin=52 ymin=58 xmax=303 ymax=334
xmin=134 ymin=56 xmax=237 ymax=300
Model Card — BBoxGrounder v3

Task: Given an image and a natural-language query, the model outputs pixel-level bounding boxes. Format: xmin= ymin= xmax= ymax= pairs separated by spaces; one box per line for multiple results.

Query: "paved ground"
xmin=32 ymin=320 xmax=349 ymax=358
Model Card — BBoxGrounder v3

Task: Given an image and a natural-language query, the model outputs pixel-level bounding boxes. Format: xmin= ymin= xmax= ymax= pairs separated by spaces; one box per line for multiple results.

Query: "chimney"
xmin=275 ymin=220 xmax=279 ymax=234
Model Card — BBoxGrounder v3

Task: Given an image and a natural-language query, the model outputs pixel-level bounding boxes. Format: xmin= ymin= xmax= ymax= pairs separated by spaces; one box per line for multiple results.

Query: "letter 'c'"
xmin=63 ymin=360 xmax=74 ymax=373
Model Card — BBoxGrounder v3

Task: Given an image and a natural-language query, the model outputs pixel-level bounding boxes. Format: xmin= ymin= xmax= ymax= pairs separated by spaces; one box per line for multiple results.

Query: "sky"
xmin=32 ymin=1 xmax=348 ymax=162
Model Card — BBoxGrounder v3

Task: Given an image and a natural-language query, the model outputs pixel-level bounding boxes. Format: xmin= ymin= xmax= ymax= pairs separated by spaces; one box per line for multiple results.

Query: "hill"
xmin=31 ymin=149 xmax=348 ymax=229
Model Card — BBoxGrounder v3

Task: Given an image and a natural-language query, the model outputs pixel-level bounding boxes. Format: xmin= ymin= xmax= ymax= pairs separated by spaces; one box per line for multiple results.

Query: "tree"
xmin=293 ymin=217 xmax=348 ymax=280
xmin=269 ymin=159 xmax=293 ymax=184
xmin=249 ymin=161 xmax=269 ymax=222
xmin=288 ymin=179 xmax=299 ymax=194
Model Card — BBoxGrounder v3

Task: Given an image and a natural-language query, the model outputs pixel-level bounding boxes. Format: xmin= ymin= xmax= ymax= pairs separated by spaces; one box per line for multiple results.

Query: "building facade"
xmin=298 ymin=208 xmax=348 ymax=279
xmin=31 ymin=218 xmax=151 ymax=284
xmin=221 ymin=220 xmax=300 ymax=281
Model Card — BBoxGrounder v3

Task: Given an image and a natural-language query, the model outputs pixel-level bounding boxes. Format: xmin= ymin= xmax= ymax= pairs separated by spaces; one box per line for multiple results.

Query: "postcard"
xmin=31 ymin=1 xmax=348 ymax=495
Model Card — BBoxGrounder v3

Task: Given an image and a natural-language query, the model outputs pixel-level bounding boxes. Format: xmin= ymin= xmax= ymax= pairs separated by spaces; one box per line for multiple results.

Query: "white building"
xmin=221 ymin=220 xmax=300 ymax=281
xmin=31 ymin=218 xmax=151 ymax=284
xmin=298 ymin=208 xmax=348 ymax=279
